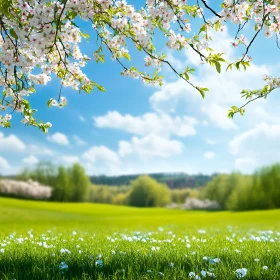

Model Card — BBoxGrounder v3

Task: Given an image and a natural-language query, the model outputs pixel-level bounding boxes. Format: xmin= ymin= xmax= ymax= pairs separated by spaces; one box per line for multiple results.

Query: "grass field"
xmin=0 ymin=197 xmax=280 ymax=279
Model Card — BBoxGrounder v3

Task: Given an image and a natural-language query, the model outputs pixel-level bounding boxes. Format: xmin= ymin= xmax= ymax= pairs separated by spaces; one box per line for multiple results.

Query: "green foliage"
xmin=88 ymin=185 xmax=129 ymax=204
xmin=68 ymin=163 xmax=90 ymax=202
xmin=170 ymin=188 xmax=199 ymax=204
xmin=17 ymin=161 xmax=89 ymax=202
xmin=202 ymin=163 xmax=280 ymax=211
xmin=111 ymin=192 xmax=129 ymax=205
xmin=127 ymin=175 xmax=171 ymax=207
xmin=202 ymin=173 xmax=240 ymax=209
xmin=251 ymin=164 xmax=280 ymax=209
xmin=0 ymin=0 xmax=13 ymax=18
xmin=52 ymin=166 xmax=71 ymax=202
xmin=207 ymin=53 xmax=226 ymax=74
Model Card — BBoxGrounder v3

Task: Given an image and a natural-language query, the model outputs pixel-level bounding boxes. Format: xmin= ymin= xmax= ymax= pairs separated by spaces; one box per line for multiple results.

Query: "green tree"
xmin=203 ymin=173 xmax=244 ymax=210
xmin=202 ymin=164 xmax=280 ymax=211
xmin=251 ymin=164 xmax=280 ymax=210
xmin=127 ymin=176 xmax=170 ymax=207
xmin=225 ymin=175 xmax=252 ymax=211
xmin=68 ymin=163 xmax=90 ymax=202
xmin=52 ymin=166 xmax=71 ymax=202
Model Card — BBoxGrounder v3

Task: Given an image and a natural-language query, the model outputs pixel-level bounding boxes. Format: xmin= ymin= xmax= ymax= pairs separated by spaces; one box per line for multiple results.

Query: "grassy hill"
xmin=1 ymin=197 xmax=280 ymax=233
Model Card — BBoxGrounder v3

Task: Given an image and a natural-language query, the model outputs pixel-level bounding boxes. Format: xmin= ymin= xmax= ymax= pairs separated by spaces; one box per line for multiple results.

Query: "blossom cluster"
xmin=221 ymin=0 xmax=280 ymax=39
xmin=0 ymin=179 xmax=52 ymax=199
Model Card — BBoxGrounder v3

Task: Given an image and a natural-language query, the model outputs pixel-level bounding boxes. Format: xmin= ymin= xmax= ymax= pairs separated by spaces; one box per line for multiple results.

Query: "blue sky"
xmin=1 ymin=12 xmax=280 ymax=176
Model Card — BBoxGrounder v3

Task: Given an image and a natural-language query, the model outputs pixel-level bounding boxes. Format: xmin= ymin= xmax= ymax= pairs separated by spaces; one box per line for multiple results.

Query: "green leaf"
xmin=47 ymin=99 xmax=53 ymax=108
xmin=197 ymin=87 xmax=209 ymax=99
xmin=184 ymin=73 xmax=189 ymax=80
xmin=228 ymin=110 xmax=234 ymax=119
xmin=240 ymin=108 xmax=245 ymax=116
xmin=214 ymin=62 xmax=221 ymax=74
xmin=153 ymin=69 xmax=159 ymax=78
xmin=235 ymin=61 xmax=240 ymax=70
xmin=226 ymin=64 xmax=233 ymax=71
xmin=123 ymin=52 xmax=130 ymax=61
xmin=199 ymin=24 xmax=207 ymax=34
xmin=10 ymin=29 xmax=18 ymax=40
xmin=96 ymin=84 xmax=105 ymax=92
xmin=214 ymin=21 xmax=220 ymax=32
xmin=67 ymin=11 xmax=77 ymax=20
xmin=80 ymin=32 xmax=90 ymax=40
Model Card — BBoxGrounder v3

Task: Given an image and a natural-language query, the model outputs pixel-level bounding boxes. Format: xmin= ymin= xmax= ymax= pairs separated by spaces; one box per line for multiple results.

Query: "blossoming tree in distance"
xmin=0 ymin=0 xmax=278 ymax=131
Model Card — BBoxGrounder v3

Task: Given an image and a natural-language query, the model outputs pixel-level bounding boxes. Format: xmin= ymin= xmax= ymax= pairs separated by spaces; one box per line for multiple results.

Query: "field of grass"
xmin=0 ymin=197 xmax=280 ymax=279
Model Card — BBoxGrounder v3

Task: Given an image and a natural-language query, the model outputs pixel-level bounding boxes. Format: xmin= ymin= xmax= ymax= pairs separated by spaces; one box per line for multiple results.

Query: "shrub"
xmin=127 ymin=175 xmax=170 ymax=207
xmin=112 ymin=193 xmax=129 ymax=205
xmin=88 ymin=185 xmax=113 ymax=204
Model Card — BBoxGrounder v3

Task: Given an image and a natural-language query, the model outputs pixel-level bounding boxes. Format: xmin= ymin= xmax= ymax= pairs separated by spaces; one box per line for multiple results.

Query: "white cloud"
xmin=22 ymin=155 xmax=39 ymax=165
xmin=234 ymin=157 xmax=257 ymax=174
xmin=165 ymin=52 xmax=185 ymax=71
xmin=229 ymin=123 xmax=280 ymax=171
xmin=83 ymin=146 xmax=121 ymax=175
xmin=229 ymin=123 xmax=280 ymax=155
xmin=149 ymin=28 xmax=270 ymax=130
xmin=62 ymin=156 xmax=80 ymax=164
xmin=118 ymin=134 xmax=184 ymax=159
xmin=94 ymin=111 xmax=197 ymax=137
xmin=245 ymin=105 xmax=280 ymax=125
xmin=0 ymin=132 xmax=25 ymax=152
xmin=204 ymin=151 xmax=216 ymax=159
xmin=83 ymin=145 xmax=121 ymax=165
xmin=201 ymin=104 xmax=238 ymax=130
xmin=29 ymin=145 xmax=54 ymax=156
xmin=47 ymin=132 xmax=69 ymax=146
xmin=0 ymin=156 xmax=10 ymax=169
xmin=73 ymin=135 xmax=87 ymax=146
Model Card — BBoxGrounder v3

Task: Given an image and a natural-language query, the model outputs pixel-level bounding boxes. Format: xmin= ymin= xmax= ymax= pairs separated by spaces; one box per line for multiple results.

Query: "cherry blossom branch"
xmin=239 ymin=92 xmax=271 ymax=111
xmin=200 ymin=0 xmax=221 ymax=18
xmin=241 ymin=5 xmax=269 ymax=62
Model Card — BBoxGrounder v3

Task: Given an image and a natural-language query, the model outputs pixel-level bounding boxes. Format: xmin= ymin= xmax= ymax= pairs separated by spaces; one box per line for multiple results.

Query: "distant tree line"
xmin=12 ymin=162 xmax=199 ymax=207
xmin=202 ymin=163 xmax=280 ymax=211
xmin=90 ymin=173 xmax=215 ymax=189
xmin=8 ymin=161 xmax=280 ymax=211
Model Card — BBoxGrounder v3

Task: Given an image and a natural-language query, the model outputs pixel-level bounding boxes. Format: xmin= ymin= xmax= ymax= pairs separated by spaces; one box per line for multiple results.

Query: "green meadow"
xmin=0 ymin=197 xmax=280 ymax=279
